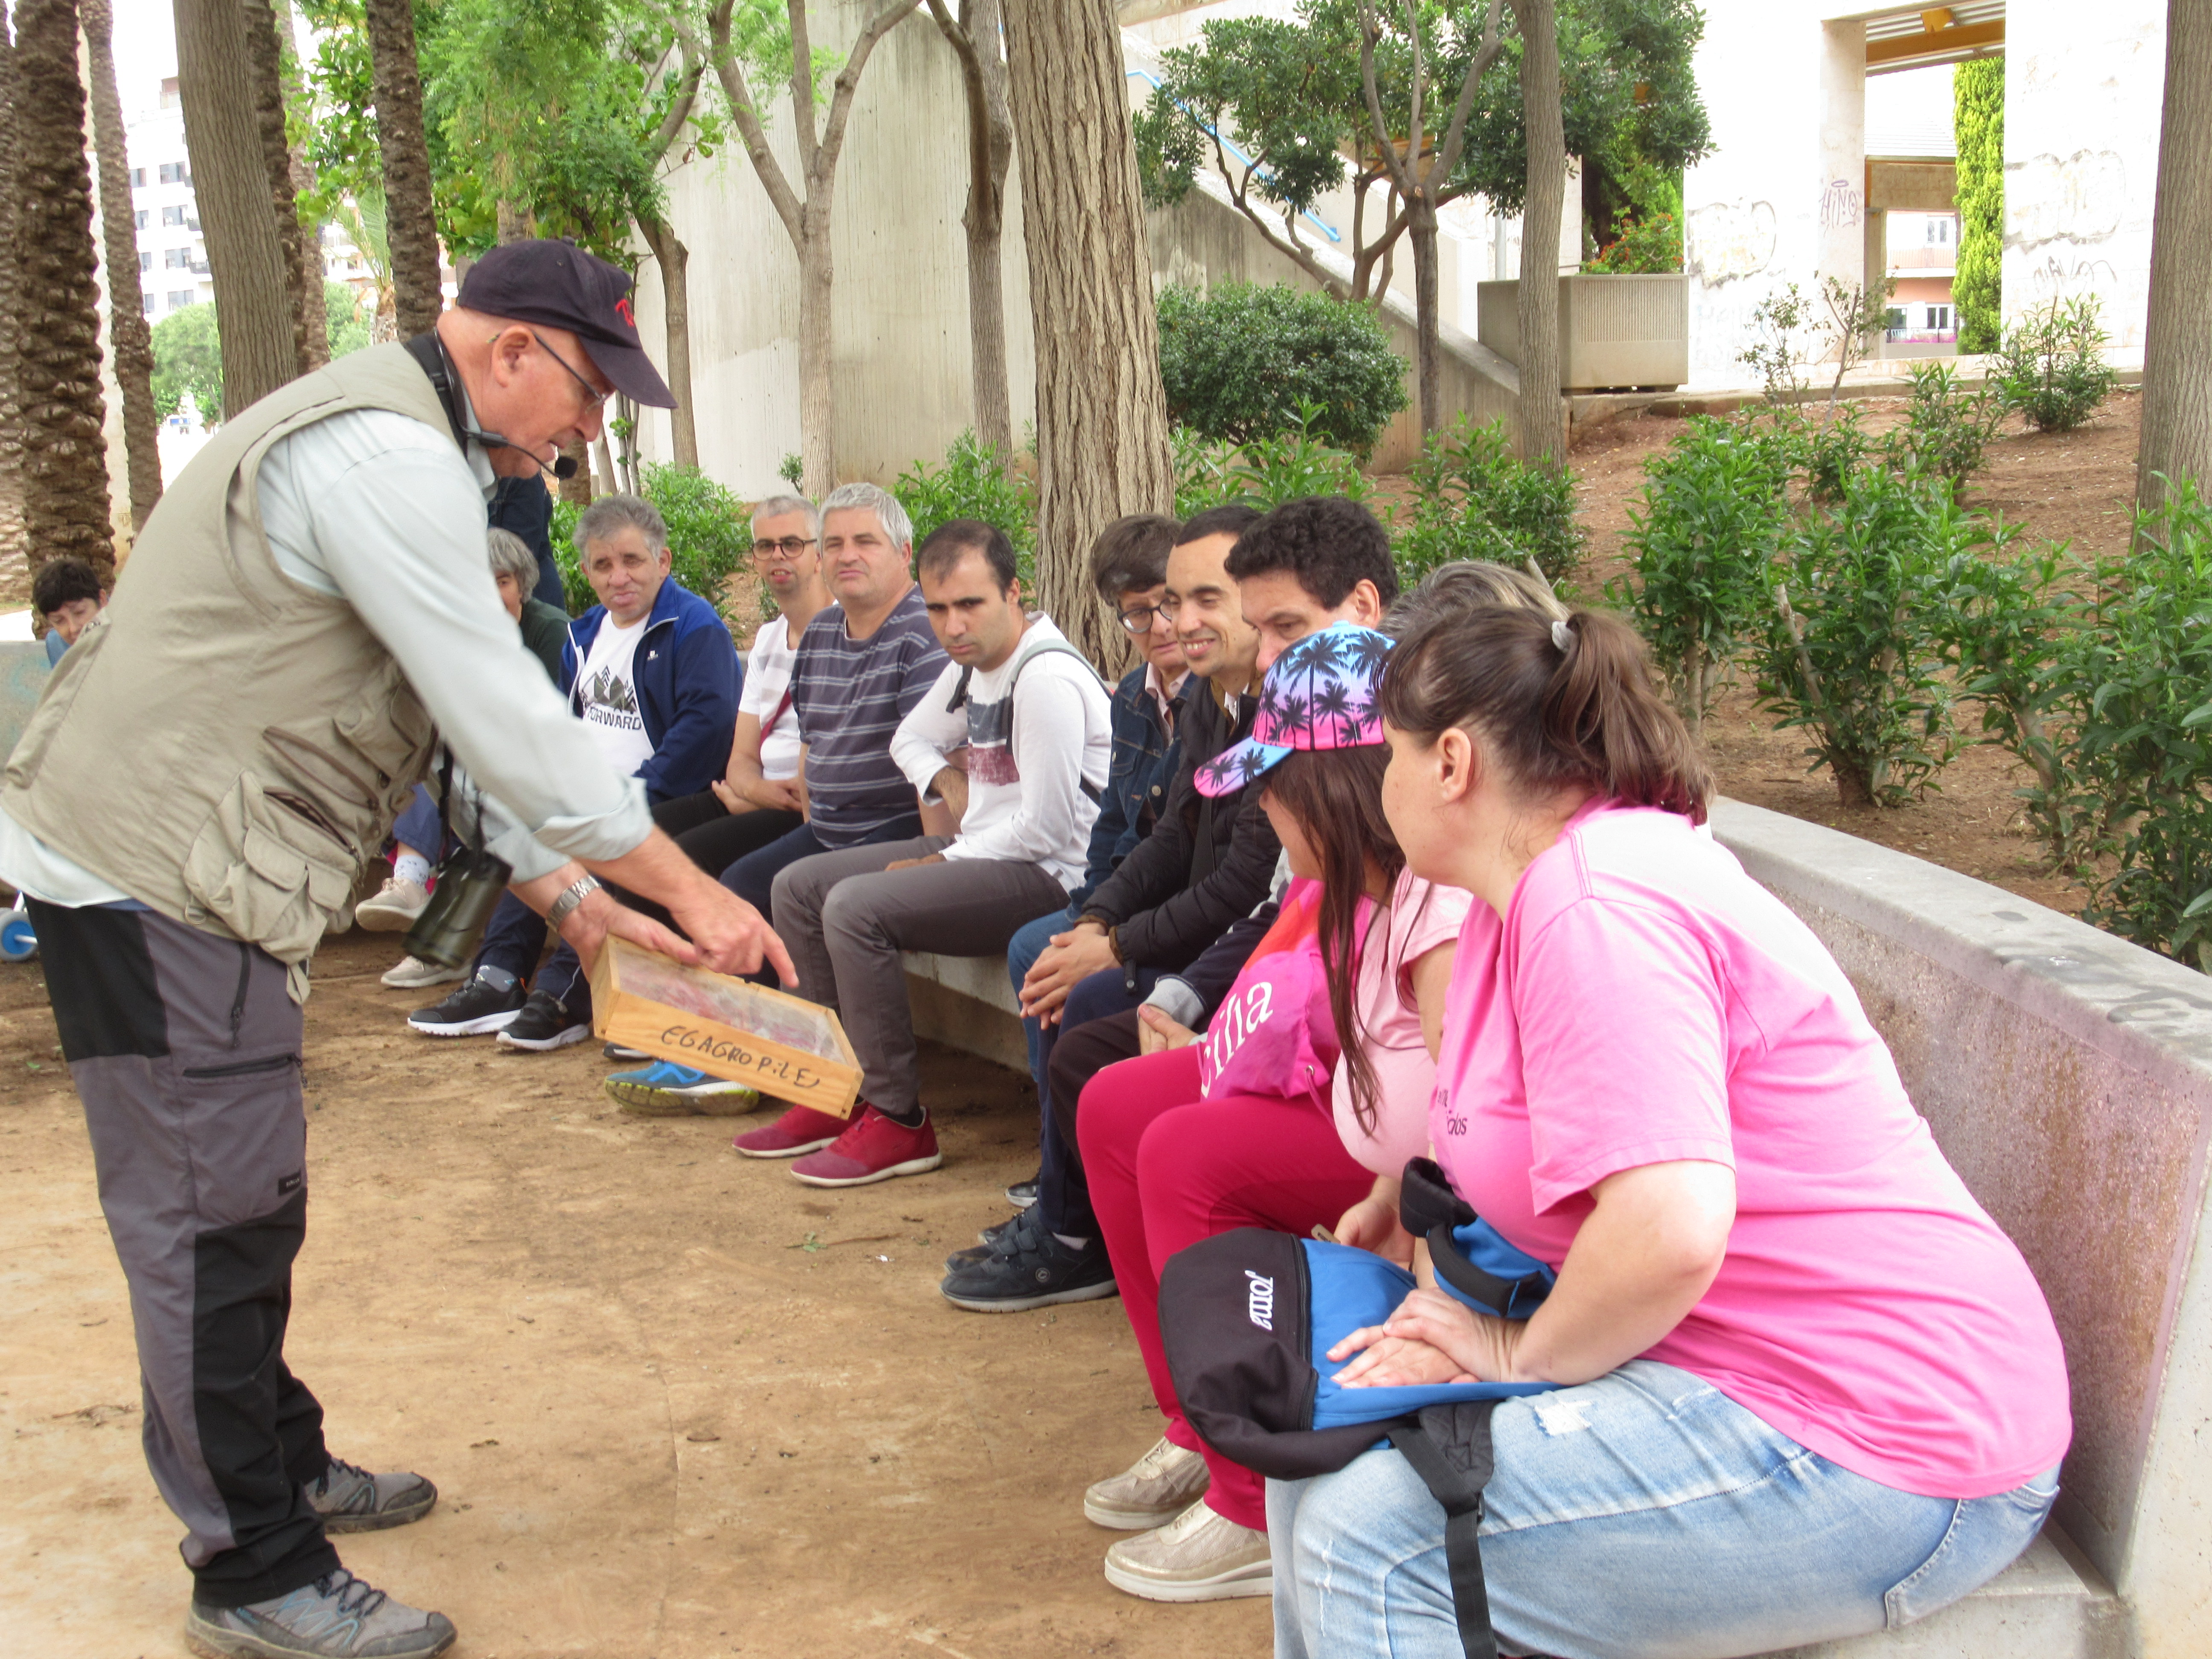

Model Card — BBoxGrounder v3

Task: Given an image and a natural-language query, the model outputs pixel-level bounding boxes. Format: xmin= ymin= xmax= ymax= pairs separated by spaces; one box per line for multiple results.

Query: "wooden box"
xmin=588 ymin=936 xmax=863 ymax=1118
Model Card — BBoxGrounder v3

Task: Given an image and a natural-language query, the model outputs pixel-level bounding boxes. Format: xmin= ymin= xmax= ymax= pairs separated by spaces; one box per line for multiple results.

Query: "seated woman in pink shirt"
xmin=1060 ymin=620 xmax=1470 ymax=1608
xmin=1269 ymin=603 xmax=2072 ymax=1659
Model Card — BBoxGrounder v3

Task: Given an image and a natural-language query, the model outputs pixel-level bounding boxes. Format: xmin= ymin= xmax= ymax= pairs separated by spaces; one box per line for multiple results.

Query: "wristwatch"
xmin=546 ymin=874 xmax=601 ymax=929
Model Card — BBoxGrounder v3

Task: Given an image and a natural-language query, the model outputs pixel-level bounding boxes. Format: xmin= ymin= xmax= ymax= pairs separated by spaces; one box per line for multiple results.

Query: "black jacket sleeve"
xmin=1163 ymin=901 xmax=1279 ymax=1024
xmin=1111 ymin=786 xmax=1282 ymax=970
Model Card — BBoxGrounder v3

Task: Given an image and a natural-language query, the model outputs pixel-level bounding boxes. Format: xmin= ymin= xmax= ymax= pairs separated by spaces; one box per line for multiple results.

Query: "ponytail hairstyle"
xmin=1259 ymin=745 xmax=1412 ymax=1136
xmin=1379 ymin=606 xmax=1711 ymax=823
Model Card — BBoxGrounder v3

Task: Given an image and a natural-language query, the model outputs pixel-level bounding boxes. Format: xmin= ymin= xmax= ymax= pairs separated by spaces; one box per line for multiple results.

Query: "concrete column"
xmin=1817 ymin=18 xmax=1868 ymax=295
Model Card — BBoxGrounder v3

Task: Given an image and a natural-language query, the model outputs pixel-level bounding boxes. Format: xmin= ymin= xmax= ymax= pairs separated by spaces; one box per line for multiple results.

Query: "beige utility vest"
xmin=4 ymin=344 xmax=462 ymax=985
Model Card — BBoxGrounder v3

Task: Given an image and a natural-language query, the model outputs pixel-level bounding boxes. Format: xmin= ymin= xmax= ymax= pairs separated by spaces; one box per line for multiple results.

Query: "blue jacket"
xmin=561 ymin=577 xmax=742 ymax=805
xmin=1068 ymin=664 xmax=1183 ymax=908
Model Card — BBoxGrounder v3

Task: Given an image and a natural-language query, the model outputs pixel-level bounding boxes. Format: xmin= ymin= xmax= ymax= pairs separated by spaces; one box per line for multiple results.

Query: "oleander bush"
xmin=1396 ymin=415 xmax=1584 ymax=586
xmin=1994 ymin=296 xmax=2118 ymax=434
xmin=894 ymin=430 xmax=1038 ymax=581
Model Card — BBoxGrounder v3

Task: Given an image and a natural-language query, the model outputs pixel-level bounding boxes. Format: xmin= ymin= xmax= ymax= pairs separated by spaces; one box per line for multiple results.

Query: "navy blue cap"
xmin=457 ymin=238 xmax=675 ymax=410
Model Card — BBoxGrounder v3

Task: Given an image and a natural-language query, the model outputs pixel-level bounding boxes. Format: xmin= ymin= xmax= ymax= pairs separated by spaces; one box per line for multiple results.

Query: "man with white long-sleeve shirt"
xmin=0 ymin=239 xmax=787 ymax=1659
xmin=756 ymin=518 xmax=1111 ymax=1189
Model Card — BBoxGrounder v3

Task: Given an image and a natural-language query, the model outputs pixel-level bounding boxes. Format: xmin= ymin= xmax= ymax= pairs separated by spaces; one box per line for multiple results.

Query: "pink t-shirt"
xmin=1333 ymin=872 xmax=1473 ymax=1176
xmin=1431 ymin=801 xmax=2070 ymax=1499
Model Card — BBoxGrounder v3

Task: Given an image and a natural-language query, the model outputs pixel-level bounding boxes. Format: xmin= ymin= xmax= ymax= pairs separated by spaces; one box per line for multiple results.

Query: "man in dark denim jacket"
xmin=1000 ymin=515 xmax=1188 ymax=1204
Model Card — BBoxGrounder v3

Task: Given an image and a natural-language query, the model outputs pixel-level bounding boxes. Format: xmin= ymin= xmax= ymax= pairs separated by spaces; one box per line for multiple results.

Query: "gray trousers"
xmin=771 ymin=838 xmax=1069 ymax=1119
xmin=27 ymin=900 xmax=339 ymax=1607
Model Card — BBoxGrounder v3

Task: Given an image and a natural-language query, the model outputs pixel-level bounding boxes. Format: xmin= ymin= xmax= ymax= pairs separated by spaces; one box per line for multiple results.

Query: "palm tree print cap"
xmin=1194 ymin=622 xmax=1392 ymax=799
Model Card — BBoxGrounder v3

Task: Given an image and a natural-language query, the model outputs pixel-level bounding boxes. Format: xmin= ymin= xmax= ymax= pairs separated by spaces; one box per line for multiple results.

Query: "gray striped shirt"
xmin=792 ymin=588 xmax=949 ymax=847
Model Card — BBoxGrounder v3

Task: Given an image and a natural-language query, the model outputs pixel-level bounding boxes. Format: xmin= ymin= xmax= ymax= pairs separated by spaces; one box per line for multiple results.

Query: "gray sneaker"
xmin=306 ymin=1456 xmax=437 ymax=1533
xmin=185 ymin=1570 xmax=456 ymax=1659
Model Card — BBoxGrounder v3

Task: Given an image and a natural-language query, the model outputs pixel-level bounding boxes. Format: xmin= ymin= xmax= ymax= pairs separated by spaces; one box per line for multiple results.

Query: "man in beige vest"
xmin=0 ymin=240 xmax=789 ymax=1659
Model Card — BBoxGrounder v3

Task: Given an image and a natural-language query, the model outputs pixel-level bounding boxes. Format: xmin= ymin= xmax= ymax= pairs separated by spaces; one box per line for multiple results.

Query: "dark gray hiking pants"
xmin=29 ymin=900 xmax=340 ymax=1607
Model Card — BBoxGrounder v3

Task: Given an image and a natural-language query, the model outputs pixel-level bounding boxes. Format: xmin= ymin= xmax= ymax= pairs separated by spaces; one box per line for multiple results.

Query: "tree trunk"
xmin=276 ymin=1 xmax=329 ymax=368
xmin=239 ymin=0 xmax=318 ymax=374
xmin=1507 ymin=0 xmax=1565 ymax=463
xmin=16 ymin=0 xmax=116 ymax=576
xmin=2139 ymin=0 xmax=2212 ymax=516
xmin=1003 ymin=0 xmax=1174 ymax=668
xmin=0 ymin=15 xmax=25 ymax=571
xmin=932 ymin=0 xmax=1016 ymax=455
xmin=561 ymin=442 xmax=592 ymax=505
xmin=637 ymin=213 xmax=697 ymax=469
xmin=1410 ymin=204 xmax=1442 ymax=434
xmin=495 ymin=199 xmax=532 ymax=244
xmin=796 ymin=200 xmax=836 ymax=499
xmin=82 ymin=0 xmax=163 ymax=532
xmin=364 ymin=0 xmax=442 ymax=337
xmin=174 ymin=0 xmax=295 ymax=416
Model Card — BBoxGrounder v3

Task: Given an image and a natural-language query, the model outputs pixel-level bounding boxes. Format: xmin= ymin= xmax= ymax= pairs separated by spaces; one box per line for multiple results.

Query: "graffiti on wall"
xmin=2005 ymin=150 xmax=2128 ymax=250
xmin=1818 ymin=178 xmax=1863 ymax=231
xmin=1687 ymin=199 xmax=1778 ymax=285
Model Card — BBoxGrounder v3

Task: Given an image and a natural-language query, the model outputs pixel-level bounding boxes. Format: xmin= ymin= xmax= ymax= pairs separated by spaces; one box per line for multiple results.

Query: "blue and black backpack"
xmin=1158 ymin=1158 xmax=1560 ymax=1659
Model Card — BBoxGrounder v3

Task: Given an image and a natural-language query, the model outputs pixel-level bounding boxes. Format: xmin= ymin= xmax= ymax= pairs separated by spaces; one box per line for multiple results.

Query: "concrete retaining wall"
xmin=1711 ymin=800 xmax=2212 ymax=1656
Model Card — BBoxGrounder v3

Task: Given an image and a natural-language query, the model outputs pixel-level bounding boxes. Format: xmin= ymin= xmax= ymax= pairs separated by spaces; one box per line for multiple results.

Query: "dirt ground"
xmin=1 ymin=928 xmax=1269 ymax=1659
xmin=1531 ymin=387 xmax=2142 ymax=920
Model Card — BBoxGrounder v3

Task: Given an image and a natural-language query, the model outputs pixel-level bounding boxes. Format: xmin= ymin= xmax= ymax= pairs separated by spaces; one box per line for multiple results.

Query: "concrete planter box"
xmin=1476 ymin=273 xmax=1689 ymax=392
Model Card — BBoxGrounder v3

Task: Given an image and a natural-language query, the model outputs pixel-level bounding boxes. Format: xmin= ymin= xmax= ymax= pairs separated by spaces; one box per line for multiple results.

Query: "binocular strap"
xmin=1388 ymin=1400 xmax=1503 ymax=1659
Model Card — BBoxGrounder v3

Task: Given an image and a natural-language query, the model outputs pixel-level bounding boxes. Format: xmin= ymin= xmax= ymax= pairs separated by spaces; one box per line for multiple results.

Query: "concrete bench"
xmin=903 ymin=802 xmax=2212 ymax=1653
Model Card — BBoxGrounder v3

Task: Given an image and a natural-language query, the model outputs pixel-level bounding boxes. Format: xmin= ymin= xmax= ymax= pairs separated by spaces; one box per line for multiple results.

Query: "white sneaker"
xmin=355 ymin=876 xmax=431 ymax=933
xmin=1085 ymin=1435 xmax=1212 ymax=1529
xmin=1102 ymin=1497 xmax=1272 ymax=1603
xmin=381 ymin=955 xmax=462 ymax=990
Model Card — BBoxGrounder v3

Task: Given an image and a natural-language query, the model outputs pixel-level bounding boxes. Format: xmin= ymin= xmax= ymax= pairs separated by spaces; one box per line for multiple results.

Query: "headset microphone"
xmin=470 ymin=423 xmax=578 ymax=480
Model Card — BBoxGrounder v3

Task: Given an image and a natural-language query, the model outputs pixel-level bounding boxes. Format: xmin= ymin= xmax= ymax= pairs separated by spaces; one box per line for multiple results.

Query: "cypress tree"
xmin=1953 ymin=58 xmax=2004 ymax=353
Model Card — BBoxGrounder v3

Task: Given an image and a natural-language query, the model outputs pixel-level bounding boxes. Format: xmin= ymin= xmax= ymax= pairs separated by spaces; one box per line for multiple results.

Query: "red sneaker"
xmin=789 ymin=1105 xmax=943 ymax=1188
xmin=732 ymin=1103 xmax=851 ymax=1159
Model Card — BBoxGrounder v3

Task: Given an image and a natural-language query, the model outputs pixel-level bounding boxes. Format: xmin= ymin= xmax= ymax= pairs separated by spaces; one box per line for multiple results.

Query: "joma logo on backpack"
xmin=1245 ymin=1269 xmax=1275 ymax=1331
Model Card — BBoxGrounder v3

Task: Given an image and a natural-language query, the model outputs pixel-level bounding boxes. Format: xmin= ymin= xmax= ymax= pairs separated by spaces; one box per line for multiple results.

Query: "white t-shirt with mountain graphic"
xmin=576 ymin=614 xmax=655 ymax=780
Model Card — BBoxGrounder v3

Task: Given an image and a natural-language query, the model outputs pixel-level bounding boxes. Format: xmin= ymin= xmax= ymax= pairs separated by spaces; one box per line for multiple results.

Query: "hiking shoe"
xmin=605 ymin=1061 xmax=762 ymax=1117
xmin=1102 ymin=1497 xmax=1272 ymax=1603
xmin=603 ymin=1041 xmax=649 ymax=1062
xmin=939 ymin=1207 xmax=1116 ymax=1313
xmin=1006 ymin=1176 xmax=1039 ymax=1208
xmin=380 ymin=955 xmax=460 ymax=991
xmin=184 ymin=1569 xmax=456 ymax=1659
xmin=732 ymin=1102 xmax=852 ymax=1159
xmin=944 ymin=1211 xmax=1023 ymax=1271
xmin=1084 ymin=1436 xmax=1211 ymax=1530
xmin=789 ymin=1104 xmax=942 ymax=1187
xmin=354 ymin=877 xmax=431 ymax=934
xmin=495 ymin=990 xmax=591 ymax=1052
xmin=408 ymin=969 xmax=526 ymax=1037
xmin=306 ymin=1456 xmax=437 ymax=1534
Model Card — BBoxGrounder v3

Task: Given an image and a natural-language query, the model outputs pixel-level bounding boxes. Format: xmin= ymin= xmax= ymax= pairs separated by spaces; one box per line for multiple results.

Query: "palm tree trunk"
xmin=15 ymin=0 xmax=116 ymax=576
xmin=637 ymin=213 xmax=697 ymax=469
xmin=1506 ymin=0 xmax=1565 ymax=463
xmin=83 ymin=0 xmax=164 ymax=530
xmin=1003 ymin=0 xmax=1174 ymax=668
xmin=275 ymin=1 xmax=329 ymax=368
xmin=0 ymin=9 xmax=34 ymax=571
xmin=174 ymin=0 xmax=297 ymax=415
xmin=364 ymin=0 xmax=442 ymax=337
xmin=240 ymin=0 xmax=320 ymax=373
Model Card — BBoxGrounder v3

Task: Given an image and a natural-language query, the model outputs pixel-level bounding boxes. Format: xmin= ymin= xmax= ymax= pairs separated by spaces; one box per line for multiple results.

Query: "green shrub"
xmin=1397 ymin=415 xmax=1583 ymax=586
xmin=1891 ymin=360 xmax=2008 ymax=485
xmin=1172 ymin=425 xmax=1241 ymax=520
xmin=893 ymin=431 xmax=1037 ymax=582
xmin=1225 ymin=401 xmax=1371 ymax=509
xmin=1754 ymin=465 xmax=1965 ymax=807
xmin=1953 ymin=58 xmax=2005 ymax=352
xmin=1927 ymin=530 xmax=2087 ymax=859
xmin=2062 ymin=484 xmax=2212 ymax=967
xmin=1612 ymin=416 xmax=1790 ymax=734
xmin=1586 ymin=210 xmax=1681 ymax=274
xmin=1156 ymin=281 xmax=1408 ymax=457
xmin=1994 ymin=296 xmax=2118 ymax=434
xmin=1799 ymin=404 xmax=1873 ymax=504
xmin=551 ymin=463 xmax=753 ymax=620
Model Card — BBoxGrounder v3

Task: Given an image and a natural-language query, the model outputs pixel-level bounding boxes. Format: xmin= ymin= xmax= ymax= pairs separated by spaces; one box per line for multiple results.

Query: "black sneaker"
xmin=603 ymin=1041 xmax=649 ymax=1062
xmin=940 ymin=1208 xmax=1118 ymax=1313
xmin=407 ymin=969 xmax=524 ymax=1037
xmin=495 ymin=990 xmax=591 ymax=1052
xmin=1005 ymin=1175 xmax=1039 ymax=1208
xmin=943 ymin=1211 xmax=1024 ymax=1272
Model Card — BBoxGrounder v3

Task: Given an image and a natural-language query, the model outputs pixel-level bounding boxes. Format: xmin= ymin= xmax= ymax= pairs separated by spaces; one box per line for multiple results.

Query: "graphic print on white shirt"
xmin=577 ymin=615 xmax=655 ymax=779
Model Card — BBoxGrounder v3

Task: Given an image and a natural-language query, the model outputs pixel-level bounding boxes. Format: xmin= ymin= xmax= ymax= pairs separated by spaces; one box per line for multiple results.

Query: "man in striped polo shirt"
xmin=717 ymin=481 xmax=948 ymax=924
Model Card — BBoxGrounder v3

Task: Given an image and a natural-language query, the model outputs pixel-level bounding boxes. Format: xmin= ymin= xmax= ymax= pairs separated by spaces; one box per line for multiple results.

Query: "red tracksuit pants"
xmin=1074 ymin=1045 xmax=1375 ymax=1530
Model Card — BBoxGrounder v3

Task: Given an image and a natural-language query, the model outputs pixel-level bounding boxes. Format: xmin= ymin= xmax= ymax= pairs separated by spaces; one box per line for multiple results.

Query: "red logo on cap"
xmin=615 ymin=296 xmax=635 ymax=329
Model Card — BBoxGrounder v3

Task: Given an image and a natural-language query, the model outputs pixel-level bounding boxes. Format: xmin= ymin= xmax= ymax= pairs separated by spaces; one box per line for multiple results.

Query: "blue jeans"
xmin=721 ymin=815 xmax=924 ymax=917
xmin=390 ymin=784 xmax=442 ymax=859
xmin=1267 ymin=1360 xmax=2060 ymax=1659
